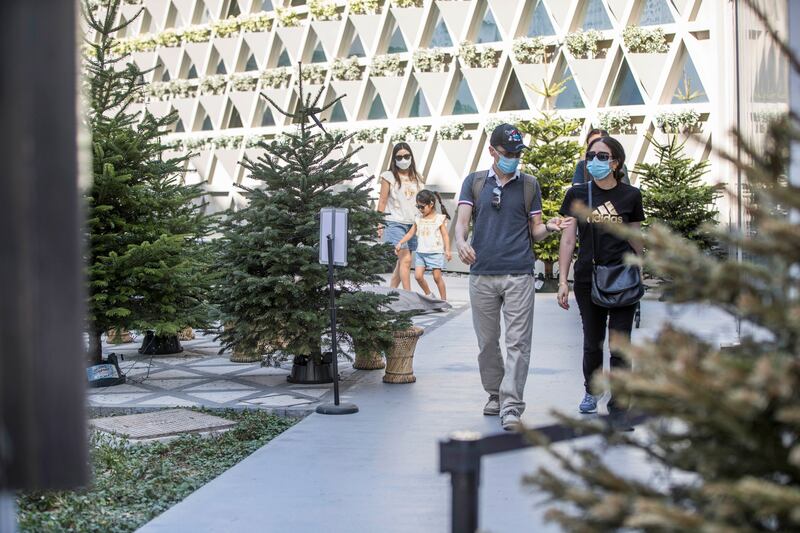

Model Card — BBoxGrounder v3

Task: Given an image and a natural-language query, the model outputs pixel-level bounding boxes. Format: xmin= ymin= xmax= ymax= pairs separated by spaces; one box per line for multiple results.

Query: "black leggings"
xmin=573 ymin=283 xmax=637 ymax=394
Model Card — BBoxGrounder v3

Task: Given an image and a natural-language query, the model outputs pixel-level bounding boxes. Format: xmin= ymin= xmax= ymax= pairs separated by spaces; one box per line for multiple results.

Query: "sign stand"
xmin=316 ymin=208 xmax=358 ymax=416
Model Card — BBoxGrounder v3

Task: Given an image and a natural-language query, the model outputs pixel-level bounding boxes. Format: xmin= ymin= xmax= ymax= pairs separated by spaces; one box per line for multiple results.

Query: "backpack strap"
xmin=470 ymin=170 xmax=490 ymax=208
xmin=520 ymin=172 xmax=537 ymax=216
xmin=459 ymin=170 xmax=490 ymax=221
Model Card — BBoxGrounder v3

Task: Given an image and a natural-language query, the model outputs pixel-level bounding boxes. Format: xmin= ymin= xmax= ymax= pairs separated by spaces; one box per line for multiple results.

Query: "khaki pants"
xmin=469 ymin=274 xmax=535 ymax=416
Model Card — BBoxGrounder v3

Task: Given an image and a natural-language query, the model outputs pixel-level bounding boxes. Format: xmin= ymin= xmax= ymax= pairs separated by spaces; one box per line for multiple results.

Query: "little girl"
xmin=395 ymin=190 xmax=452 ymax=300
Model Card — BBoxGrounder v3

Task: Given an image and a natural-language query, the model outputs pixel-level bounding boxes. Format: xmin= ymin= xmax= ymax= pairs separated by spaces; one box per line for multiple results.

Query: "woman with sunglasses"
xmin=376 ymin=143 xmax=426 ymax=290
xmin=557 ymin=136 xmax=644 ymax=415
xmin=572 ymin=128 xmax=630 ymax=185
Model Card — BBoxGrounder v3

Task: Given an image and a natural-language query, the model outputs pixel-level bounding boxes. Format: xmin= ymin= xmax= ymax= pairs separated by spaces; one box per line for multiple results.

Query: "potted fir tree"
xmin=518 ymin=114 xmax=582 ymax=290
xmin=214 ymin=66 xmax=400 ymax=382
xmin=84 ymin=1 xmax=215 ymax=365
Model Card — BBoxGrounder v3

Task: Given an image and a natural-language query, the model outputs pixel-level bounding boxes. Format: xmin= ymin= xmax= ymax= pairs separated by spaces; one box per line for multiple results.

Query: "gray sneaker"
xmin=483 ymin=394 xmax=500 ymax=416
xmin=501 ymin=410 xmax=521 ymax=431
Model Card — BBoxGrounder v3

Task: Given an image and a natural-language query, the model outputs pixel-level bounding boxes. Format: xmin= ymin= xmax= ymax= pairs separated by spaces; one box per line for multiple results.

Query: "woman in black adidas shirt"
xmin=556 ymin=137 xmax=645 ymax=415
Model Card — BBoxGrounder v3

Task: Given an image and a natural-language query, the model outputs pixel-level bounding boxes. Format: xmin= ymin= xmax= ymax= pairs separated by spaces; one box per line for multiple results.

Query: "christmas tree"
xmin=525 ymin=15 xmax=800 ymax=531
xmin=84 ymin=1 xmax=213 ymax=363
xmin=518 ymin=115 xmax=583 ymax=282
xmin=635 ymin=135 xmax=721 ymax=250
xmin=214 ymin=68 xmax=404 ymax=364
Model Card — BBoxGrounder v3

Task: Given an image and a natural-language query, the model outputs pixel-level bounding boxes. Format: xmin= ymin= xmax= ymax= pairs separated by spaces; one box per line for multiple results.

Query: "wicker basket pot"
xmin=383 ymin=326 xmax=424 ymax=384
xmin=353 ymin=341 xmax=386 ymax=370
xmin=230 ymin=347 xmax=263 ymax=363
xmin=106 ymin=328 xmax=133 ymax=344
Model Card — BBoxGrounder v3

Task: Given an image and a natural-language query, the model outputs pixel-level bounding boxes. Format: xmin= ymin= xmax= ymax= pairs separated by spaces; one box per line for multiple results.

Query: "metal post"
xmin=327 ymin=235 xmax=341 ymax=406
xmin=315 ymin=235 xmax=358 ymax=415
xmin=440 ymin=432 xmax=482 ymax=533
xmin=1 ymin=0 xmax=87 ymax=495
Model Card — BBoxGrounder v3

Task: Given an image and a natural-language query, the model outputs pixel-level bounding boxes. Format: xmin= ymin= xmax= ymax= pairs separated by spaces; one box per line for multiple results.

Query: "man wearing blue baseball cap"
xmin=454 ymin=123 xmax=570 ymax=431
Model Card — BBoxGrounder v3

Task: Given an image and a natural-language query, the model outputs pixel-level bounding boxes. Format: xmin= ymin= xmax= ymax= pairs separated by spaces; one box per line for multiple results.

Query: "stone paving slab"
xmin=90 ymin=409 xmax=236 ymax=441
xmin=90 ymin=290 xmax=469 ymax=414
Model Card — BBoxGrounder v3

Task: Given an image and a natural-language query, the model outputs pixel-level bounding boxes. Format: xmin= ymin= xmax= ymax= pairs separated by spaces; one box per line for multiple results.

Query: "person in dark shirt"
xmin=572 ymin=128 xmax=630 ymax=185
xmin=557 ymin=136 xmax=644 ymax=415
xmin=455 ymin=124 xmax=570 ymax=431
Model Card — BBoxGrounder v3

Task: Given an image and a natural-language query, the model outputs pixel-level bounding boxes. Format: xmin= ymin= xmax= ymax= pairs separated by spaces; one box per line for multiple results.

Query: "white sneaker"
xmin=501 ymin=410 xmax=521 ymax=431
xmin=483 ymin=395 xmax=500 ymax=416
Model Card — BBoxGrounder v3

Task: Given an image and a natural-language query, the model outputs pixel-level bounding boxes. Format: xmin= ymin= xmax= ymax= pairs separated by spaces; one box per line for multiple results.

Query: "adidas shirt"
xmin=559 ymin=181 xmax=645 ymax=284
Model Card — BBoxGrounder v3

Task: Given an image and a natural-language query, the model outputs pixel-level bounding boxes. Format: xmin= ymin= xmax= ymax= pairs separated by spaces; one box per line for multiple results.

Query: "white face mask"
xmin=396 ymin=159 xmax=412 ymax=170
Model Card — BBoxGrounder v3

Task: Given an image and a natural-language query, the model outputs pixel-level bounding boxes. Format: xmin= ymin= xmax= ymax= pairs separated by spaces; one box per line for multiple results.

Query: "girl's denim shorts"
xmin=383 ymin=221 xmax=417 ymax=251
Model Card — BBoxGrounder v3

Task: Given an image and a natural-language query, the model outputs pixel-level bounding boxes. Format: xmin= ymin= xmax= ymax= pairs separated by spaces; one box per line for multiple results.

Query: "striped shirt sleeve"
xmin=458 ymin=173 xmax=475 ymax=207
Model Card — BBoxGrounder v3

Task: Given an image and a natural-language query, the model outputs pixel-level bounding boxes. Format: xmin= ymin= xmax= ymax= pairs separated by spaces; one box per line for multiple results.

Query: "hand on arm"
xmin=530 ymin=214 xmax=571 ymax=242
xmin=557 ymin=217 xmax=578 ymax=310
xmin=377 ymin=179 xmax=390 ymax=239
xmin=628 ymin=221 xmax=644 ymax=256
xmin=394 ymin=224 xmax=417 ymax=255
xmin=440 ymin=220 xmax=452 ymax=261
xmin=454 ymin=204 xmax=476 ymax=265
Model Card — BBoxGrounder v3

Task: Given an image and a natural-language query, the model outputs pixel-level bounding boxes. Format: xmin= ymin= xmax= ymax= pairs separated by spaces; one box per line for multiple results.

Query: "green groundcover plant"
xmin=18 ymin=411 xmax=295 ymax=533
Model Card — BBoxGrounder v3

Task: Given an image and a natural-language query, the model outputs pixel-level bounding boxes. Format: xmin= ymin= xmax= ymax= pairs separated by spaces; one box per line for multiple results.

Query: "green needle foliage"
xmin=214 ymin=70 xmax=406 ymax=364
xmin=525 ymin=11 xmax=800 ymax=530
xmin=84 ymin=1 xmax=214 ymax=363
xmin=635 ymin=135 xmax=721 ymax=250
xmin=518 ymin=114 xmax=583 ymax=273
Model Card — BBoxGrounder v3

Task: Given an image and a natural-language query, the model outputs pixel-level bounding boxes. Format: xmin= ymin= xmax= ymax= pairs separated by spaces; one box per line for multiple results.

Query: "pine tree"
xmin=519 ymin=114 xmax=583 ymax=280
xmin=524 ymin=14 xmax=800 ymax=530
xmin=214 ymin=69 xmax=405 ymax=364
xmin=84 ymin=1 xmax=213 ymax=363
xmin=635 ymin=135 xmax=721 ymax=250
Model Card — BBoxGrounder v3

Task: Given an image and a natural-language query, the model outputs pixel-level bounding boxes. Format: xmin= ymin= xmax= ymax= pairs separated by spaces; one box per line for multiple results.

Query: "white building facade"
xmin=113 ymin=0 xmax=790 ymax=231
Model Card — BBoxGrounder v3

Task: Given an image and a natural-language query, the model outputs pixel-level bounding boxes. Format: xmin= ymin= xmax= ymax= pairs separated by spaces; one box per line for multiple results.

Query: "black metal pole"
xmin=315 ymin=234 xmax=358 ymax=415
xmin=451 ymin=471 xmax=479 ymax=533
xmin=440 ymin=433 xmax=481 ymax=533
xmin=327 ymin=234 xmax=341 ymax=406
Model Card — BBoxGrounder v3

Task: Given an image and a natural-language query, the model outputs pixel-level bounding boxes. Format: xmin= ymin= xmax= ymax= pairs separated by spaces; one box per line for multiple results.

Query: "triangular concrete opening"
xmin=608 ymin=58 xmax=645 ymax=106
xmin=499 ymin=71 xmax=530 ymax=112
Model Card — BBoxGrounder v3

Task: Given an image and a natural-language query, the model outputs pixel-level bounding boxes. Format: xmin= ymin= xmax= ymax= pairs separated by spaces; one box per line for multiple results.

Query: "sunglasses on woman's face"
xmin=395 ymin=154 xmax=412 ymax=161
xmin=416 ymin=204 xmax=429 ymax=210
xmin=586 ymin=151 xmax=614 ymax=162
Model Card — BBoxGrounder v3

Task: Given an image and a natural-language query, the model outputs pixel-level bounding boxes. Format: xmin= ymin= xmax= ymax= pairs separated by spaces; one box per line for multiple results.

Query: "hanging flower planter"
xmin=348 ymin=13 xmax=383 ymax=56
xmin=310 ymin=19 xmax=343 ymax=58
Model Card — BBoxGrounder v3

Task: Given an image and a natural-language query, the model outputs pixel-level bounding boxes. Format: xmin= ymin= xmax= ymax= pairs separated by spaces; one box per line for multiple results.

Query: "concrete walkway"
xmin=138 ymin=277 xmax=738 ymax=533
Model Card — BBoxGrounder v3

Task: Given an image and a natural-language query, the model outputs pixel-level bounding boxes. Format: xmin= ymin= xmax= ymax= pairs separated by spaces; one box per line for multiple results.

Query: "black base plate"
xmin=315 ymin=402 xmax=359 ymax=415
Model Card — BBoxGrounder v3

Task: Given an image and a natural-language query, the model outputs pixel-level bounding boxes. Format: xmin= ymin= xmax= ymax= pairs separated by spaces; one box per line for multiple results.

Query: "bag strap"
xmin=521 ymin=173 xmax=535 ymax=216
xmin=468 ymin=170 xmax=490 ymax=220
xmin=587 ymin=181 xmax=597 ymax=267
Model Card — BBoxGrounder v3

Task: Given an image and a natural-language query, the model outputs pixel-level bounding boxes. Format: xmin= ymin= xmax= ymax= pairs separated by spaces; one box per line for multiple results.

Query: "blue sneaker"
xmin=579 ymin=393 xmax=597 ymax=414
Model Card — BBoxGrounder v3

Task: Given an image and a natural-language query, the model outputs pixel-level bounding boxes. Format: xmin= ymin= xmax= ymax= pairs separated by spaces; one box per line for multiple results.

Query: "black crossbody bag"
xmin=587 ymin=181 xmax=644 ymax=308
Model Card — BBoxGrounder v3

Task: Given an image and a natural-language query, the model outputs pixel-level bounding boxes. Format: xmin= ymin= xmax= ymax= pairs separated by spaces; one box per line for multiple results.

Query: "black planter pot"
xmin=138 ymin=331 xmax=183 ymax=355
xmin=287 ymin=352 xmax=334 ymax=384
